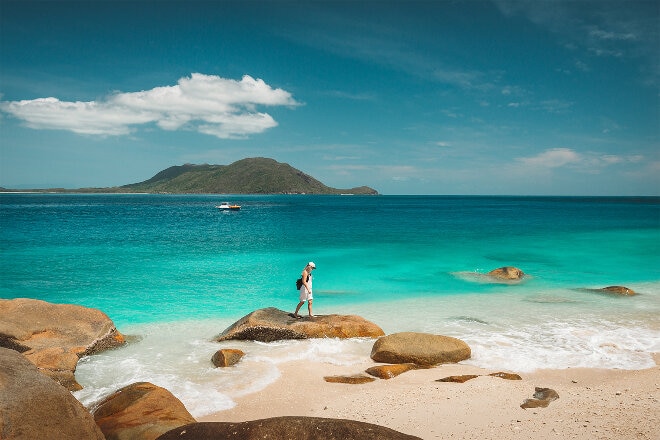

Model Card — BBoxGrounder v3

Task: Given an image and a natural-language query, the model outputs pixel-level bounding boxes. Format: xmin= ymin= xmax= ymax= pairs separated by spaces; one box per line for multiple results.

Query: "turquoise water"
xmin=2 ymin=194 xmax=659 ymax=416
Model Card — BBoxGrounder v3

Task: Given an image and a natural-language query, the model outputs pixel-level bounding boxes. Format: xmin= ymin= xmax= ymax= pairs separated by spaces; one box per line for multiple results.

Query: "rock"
xmin=156 ymin=417 xmax=422 ymax=439
xmin=370 ymin=332 xmax=471 ymax=366
xmin=0 ymin=347 xmax=105 ymax=440
xmin=599 ymin=286 xmax=635 ymax=296
xmin=520 ymin=387 xmax=560 ymax=409
xmin=488 ymin=371 xmax=522 ymax=380
xmin=365 ymin=363 xmax=419 ymax=379
xmin=436 ymin=374 xmax=480 ymax=383
xmin=211 ymin=348 xmax=245 ymax=367
xmin=0 ymin=298 xmax=125 ymax=391
xmin=215 ymin=307 xmax=385 ymax=342
xmin=323 ymin=374 xmax=377 ymax=384
xmin=93 ymin=381 xmax=196 ymax=440
xmin=488 ymin=266 xmax=525 ymax=281
xmin=436 ymin=371 xmax=522 ymax=383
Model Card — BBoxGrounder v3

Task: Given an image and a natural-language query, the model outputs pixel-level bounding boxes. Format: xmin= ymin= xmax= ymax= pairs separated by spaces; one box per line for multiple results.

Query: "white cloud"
xmin=0 ymin=73 xmax=299 ymax=139
xmin=517 ymin=148 xmax=581 ymax=168
xmin=517 ymin=148 xmax=647 ymax=171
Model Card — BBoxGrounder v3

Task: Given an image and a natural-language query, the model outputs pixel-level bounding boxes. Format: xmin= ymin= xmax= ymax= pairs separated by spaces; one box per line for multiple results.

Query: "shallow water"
xmin=2 ymin=194 xmax=658 ymax=416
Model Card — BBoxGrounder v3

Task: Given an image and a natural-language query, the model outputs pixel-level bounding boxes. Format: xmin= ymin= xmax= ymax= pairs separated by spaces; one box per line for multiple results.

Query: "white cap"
xmin=308 ymin=261 xmax=316 ymax=268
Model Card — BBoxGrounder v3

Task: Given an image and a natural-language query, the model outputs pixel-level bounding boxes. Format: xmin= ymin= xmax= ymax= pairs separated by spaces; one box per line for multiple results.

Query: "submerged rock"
xmin=93 ymin=381 xmax=196 ymax=440
xmin=487 ymin=266 xmax=525 ymax=281
xmin=370 ymin=332 xmax=471 ymax=366
xmin=0 ymin=298 xmax=125 ymax=391
xmin=215 ymin=307 xmax=385 ymax=342
xmin=157 ymin=417 xmax=422 ymax=440
xmin=0 ymin=347 xmax=105 ymax=440
xmin=599 ymin=286 xmax=636 ymax=296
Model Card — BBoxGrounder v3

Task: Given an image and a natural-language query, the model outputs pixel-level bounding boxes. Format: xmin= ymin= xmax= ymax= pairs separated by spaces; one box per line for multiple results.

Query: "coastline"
xmin=200 ymin=354 xmax=660 ymax=440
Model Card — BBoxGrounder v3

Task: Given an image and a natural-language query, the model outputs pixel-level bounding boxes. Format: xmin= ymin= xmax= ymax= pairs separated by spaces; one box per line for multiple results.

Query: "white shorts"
xmin=299 ymin=288 xmax=312 ymax=302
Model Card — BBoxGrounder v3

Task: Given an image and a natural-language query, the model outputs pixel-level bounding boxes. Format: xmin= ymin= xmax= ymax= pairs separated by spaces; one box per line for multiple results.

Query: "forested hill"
xmin=120 ymin=157 xmax=378 ymax=195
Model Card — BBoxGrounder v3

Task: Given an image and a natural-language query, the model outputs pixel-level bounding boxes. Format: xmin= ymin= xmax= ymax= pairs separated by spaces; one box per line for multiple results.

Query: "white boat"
xmin=216 ymin=202 xmax=241 ymax=210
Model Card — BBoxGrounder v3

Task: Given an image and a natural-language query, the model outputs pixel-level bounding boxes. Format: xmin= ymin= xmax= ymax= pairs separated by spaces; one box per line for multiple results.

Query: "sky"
xmin=1 ymin=0 xmax=658 ymax=195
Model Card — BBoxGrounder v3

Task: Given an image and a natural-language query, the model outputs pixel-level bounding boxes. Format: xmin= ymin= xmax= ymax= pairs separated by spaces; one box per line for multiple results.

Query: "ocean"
xmin=2 ymin=193 xmax=659 ymax=417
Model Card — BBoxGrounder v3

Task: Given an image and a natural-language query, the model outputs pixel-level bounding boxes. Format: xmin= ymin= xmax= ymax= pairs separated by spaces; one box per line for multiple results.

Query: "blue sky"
xmin=1 ymin=0 xmax=658 ymax=195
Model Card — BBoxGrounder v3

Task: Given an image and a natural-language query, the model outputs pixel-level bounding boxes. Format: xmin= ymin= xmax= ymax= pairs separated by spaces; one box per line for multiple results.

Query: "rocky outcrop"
xmin=520 ymin=387 xmax=559 ymax=409
xmin=599 ymin=286 xmax=635 ymax=296
xmin=0 ymin=347 xmax=105 ymax=440
xmin=211 ymin=348 xmax=245 ymax=367
xmin=215 ymin=307 xmax=385 ymax=342
xmin=370 ymin=332 xmax=471 ymax=366
xmin=157 ymin=417 xmax=421 ymax=439
xmin=365 ymin=363 xmax=420 ymax=379
xmin=93 ymin=382 xmax=196 ymax=440
xmin=0 ymin=298 xmax=125 ymax=391
xmin=488 ymin=266 xmax=525 ymax=281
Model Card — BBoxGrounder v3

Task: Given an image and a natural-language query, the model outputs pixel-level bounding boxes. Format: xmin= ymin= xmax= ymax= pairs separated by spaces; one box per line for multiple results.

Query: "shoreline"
xmin=200 ymin=354 xmax=660 ymax=440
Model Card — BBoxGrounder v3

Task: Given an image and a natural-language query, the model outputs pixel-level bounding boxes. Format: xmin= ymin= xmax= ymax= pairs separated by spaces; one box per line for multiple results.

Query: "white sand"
xmin=200 ymin=354 xmax=660 ymax=439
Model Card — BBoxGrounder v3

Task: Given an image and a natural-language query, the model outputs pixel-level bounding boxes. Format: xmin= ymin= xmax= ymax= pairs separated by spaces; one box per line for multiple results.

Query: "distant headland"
xmin=0 ymin=157 xmax=378 ymax=195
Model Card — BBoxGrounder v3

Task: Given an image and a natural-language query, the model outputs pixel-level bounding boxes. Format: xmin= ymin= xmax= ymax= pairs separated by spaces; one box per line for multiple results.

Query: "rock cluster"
xmin=1 ymin=300 xmax=421 ymax=439
xmin=0 ymin=298 xmax=125 ymax=391
xmin=215 ymin=307 xmax=385 ymax=342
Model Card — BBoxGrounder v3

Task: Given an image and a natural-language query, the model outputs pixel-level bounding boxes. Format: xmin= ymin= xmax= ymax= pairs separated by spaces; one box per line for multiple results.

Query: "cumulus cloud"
xmin=0 ymin=73 xmax=299 ymax=139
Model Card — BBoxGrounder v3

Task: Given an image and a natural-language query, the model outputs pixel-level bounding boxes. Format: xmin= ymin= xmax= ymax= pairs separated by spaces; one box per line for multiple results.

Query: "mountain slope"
xmin=121 ymin=158 xmax=378 ymax=195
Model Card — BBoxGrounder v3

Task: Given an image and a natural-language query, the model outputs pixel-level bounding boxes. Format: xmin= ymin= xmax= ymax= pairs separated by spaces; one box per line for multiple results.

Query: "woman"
xmin=294 ymin=262 xmax=316 ymax=318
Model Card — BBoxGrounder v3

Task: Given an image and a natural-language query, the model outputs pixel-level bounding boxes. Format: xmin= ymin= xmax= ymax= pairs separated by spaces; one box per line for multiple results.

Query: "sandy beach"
xmin=200 ymin=353 xmax=660 ymax=439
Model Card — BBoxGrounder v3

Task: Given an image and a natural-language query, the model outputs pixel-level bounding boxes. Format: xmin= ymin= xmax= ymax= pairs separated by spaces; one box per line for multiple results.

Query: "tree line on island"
xmin=2 ymin=157 xmax=378 ymax=195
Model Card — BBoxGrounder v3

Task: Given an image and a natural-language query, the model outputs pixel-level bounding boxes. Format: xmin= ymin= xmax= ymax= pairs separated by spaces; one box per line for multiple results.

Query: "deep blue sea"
xmin=2 ymin=194 xmax=659 ymax=416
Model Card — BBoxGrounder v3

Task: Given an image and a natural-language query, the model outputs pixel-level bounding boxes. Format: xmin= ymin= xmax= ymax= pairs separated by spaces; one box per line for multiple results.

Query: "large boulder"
xmin=157 ymin=417 xmax=421 ymax=439
xmin=488 ymin=266 xmax=525 ymax=281
xmin=215 ymin=307 xmax=385 ymax=342
xmin=0 ymin=347 xmax=105 ymax=440
xmin=0 ymin=298 xmax=125 ymax=391
xmin=93 ymin=382 xmax=196 ymax=440
xmin=370 ymin=332 xmax=471 ymax=366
